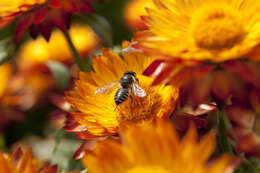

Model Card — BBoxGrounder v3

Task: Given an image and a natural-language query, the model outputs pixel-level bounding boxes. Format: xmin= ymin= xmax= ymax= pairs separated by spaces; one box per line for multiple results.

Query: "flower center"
xmin=127 ymin=166 xmax=170 ymax=173
xmin=115 ymin=76 xmax=162 ymax=123
xmin=190 ymin=3 xmax=246 ymax=50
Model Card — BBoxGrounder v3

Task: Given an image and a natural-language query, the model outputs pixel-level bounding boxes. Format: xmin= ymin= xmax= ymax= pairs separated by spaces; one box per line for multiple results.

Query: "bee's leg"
xmin=130 ymin=95 xmax=133 ymax=104
xmin=114 ymin=105 xmax=118 ymax=112
xmin=130 ymin=95 xmax=133 ymax=116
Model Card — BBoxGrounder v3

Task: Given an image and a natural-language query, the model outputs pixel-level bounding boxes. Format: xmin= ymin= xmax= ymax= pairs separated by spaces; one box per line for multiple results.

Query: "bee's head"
xmin=124 ymin=71 xmax=136 ymax=77
xmin=124 ymin=71 xmax=138 ymax=82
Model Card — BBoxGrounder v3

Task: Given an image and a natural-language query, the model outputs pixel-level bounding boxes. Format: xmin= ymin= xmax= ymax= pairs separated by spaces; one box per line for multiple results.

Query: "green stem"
xmin=243 ymin=158 xmax=256 ymax=172
xmin=218 ymin=108 xmax=233 ymax=154
xmin=218 ymin=108 xmax=246 ymax=173
xmin=63 ymin=30 xmax=89 ymax=71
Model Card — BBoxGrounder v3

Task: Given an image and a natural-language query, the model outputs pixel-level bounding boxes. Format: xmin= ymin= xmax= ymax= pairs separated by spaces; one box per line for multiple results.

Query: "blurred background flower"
xmin=0 ymin=0 xmax=97 ymax=42
xmin=0 ymin=147 xmax=57 ymax=173
xmin=83 ymin=120 xmax=236 ymax=173
xmin=18 ymin=23 xmax=100 ymax=72
xmin=124 ymin=0 xmax=155 ymax=30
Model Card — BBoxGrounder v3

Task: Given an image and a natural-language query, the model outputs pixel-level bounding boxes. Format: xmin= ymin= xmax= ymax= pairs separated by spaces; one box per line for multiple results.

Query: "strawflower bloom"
xmin=0 ymin=63 xmax=54 ymax=111
xmin=124 ymin=0 xmax=156 ymax=30
xmin=9 ymin=71 xmax=55 ymax=109
xmin=18 ymin=24 xmax=100 ymax=71
xmin=83 ymin=120 xmax=235 ymax=173
xmin=0 ymin=63 xmax=25 ymax=131
xmin=135 ymin=0 xmax=260 ymax=62
xmin=0 ymin=147 xmax=57 ymax=173
xmin=0 ymin=0 xmax=96 ymax=42
xmin=65 ymin=41 xmax=179 ymax=138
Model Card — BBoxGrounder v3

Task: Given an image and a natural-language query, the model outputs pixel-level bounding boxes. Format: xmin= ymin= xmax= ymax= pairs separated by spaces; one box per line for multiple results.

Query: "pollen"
xmin=127 ymin=166 xmax=170 ymax=173
xmin=116 ymin=76 xmax=162 ymax=123
xmin=190 ymin=3 xmax=247 ymax=50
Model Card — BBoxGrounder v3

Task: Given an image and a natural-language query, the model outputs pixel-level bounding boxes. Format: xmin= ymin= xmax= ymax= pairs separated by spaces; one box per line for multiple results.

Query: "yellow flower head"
xmin=18 ymin=24 xmax=100 ymax=71
xmin=135 ymin=0 xmax=260 ymax=62
xmin=83 ymin=120 xmax=232 ymax=173
xmin=65 ymin=42 xmax=179 ymax=138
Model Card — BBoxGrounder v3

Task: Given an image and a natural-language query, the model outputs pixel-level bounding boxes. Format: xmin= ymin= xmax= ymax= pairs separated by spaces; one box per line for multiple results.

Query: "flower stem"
xmin=218 ymin=108 xmax=245 ymax=173
xmin=218 ymin=108 xmax=233 ymax=154
xmin=63 ymin=30 xmax=88 ymax=71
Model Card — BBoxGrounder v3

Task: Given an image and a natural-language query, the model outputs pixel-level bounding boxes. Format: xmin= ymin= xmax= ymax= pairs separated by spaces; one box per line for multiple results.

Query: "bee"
xmin=94 ymin=71 xmax=146 ymax=105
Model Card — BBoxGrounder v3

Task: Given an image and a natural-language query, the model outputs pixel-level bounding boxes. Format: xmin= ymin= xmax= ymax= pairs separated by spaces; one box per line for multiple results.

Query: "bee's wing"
xmin=94 ymin=81 xmax=120 ymax=94
xmin=132 ymin=83 xmax=146 ymax=97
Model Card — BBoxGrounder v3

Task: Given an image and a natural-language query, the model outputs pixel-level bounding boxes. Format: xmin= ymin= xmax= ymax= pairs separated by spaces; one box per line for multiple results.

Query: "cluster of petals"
xmin=83 ymin=120 xmax=237 ymax=173
xmin=0 ymin=0 xmax=97 ymax=42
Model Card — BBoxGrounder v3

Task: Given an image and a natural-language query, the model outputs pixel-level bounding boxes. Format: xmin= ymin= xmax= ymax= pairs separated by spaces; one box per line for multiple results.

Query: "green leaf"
xmin=0 ymin=23 xmax=15 ymax=65
xmin=0 ymin=23 xmax=15 ymax=39
xmin=255 ymin=168 xmax=260 ymax=173
xmin=0 ymin=134 xmax=5 ymax=150
xmin=73 ymin=14 xmax=113 ymax=47
xmin=47 ymin=61 xmax=70 ymax=90
xmin=0 ymin=38 xmax=15 ymax=65
xmin=53 ymin=129 xmax=66 ymax=153
xmin=50 ymin=138 xmax=83 ymax=171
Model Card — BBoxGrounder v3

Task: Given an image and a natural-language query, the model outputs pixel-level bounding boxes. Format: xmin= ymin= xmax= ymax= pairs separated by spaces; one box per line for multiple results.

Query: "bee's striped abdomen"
xmin=115 ymin=88 xmax=129 ymax=105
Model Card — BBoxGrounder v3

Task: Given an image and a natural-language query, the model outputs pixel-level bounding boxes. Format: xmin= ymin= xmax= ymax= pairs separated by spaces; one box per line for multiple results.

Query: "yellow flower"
xmin=0 ymin=0 xmax=46 ymax=18
xmin=83 ymin=120 xmax=233 ymax=173
xmin=0 ymin=63 xmax=12 ymax=98
xmin=65 ymin=42 xmax=179 ymax=138
xmin=124 ymin=0 xmax=156 ymax=30
xmin=135 ymin=0 xmax=260 ymax=62
xmin=0 ymin=147 xmax=57 ymax=173
xmin=18 ymin=24 xmax=100 ymax=71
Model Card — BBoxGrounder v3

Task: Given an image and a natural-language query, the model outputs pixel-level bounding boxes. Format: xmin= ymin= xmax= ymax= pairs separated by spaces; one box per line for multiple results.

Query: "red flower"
xmin=0 ymin=0 xmax=97 ymax=42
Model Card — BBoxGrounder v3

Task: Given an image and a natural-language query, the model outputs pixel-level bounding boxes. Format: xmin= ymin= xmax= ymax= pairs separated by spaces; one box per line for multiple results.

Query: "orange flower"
xmin=83 ymin=120 xmax=236 ymax=173
xmin=18 ymin=24 xmax=100 ymax=71
xmin=0 ymin=147 xmax=57 ymax=173
xmin=0 ymin=63 xmax=55 ymax=110
xmin=0 ymin=64 xmax=24 ymax=131
xmin=124 ymin=0 xmax=156 ymax=30
xmin=65 ymin=41 xmax=179 ymax=138
xmin=135 ymin=0 xmax=260 ymax=62
xmin=0 ymin=0 xmax=96 ymax=42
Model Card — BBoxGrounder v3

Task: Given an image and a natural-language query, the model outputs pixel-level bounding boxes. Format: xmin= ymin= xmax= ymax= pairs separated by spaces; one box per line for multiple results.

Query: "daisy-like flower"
xmin=124 ymin=0 xmax=156 ymax=30
xmin=83 ymin=120 xmax=236 ymax=173
xmin=0 ymin=0 xmax=96 ymax=42
xmin=65 ymin=41 xmax=179 ymax=138
xmin=18 ymin=24 xmax=100 ymax=71
xmin=0 ymin=147 xmax=57 ymax=173
xmin=135 ymin=0 xmax=260 ymax=62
